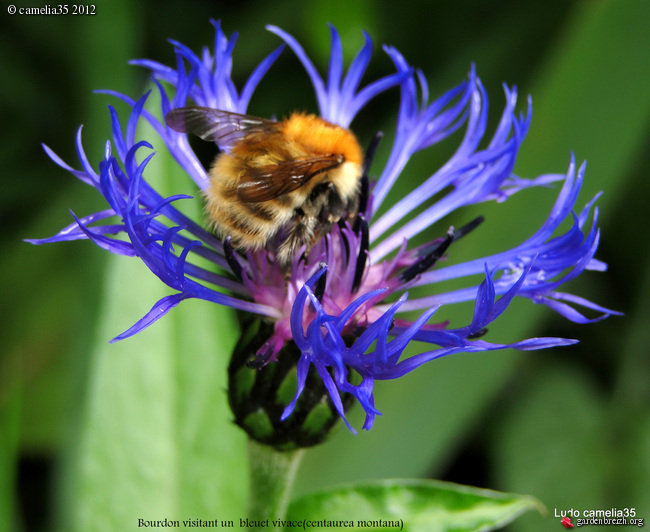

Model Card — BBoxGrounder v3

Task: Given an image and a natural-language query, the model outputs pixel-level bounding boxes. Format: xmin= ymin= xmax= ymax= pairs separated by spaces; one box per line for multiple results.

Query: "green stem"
xmin=246 ymin=439 xmax=305 ymax=532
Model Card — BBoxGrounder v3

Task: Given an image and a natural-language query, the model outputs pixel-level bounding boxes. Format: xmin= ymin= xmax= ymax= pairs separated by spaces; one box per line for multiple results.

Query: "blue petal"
xmin=111 ymin=293 xmax=189 ymax=342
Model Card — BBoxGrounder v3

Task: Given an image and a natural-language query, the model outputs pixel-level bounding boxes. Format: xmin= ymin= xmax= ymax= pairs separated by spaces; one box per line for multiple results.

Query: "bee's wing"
xmin=165 ymin=107 xmax=278 ymax=149
xmin=238 ymin=155 xmax=344 ymax=203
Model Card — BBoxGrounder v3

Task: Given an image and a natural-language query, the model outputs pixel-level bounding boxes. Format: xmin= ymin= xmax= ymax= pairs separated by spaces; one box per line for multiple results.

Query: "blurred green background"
xmin=2 ymin=0 xmax=649 ymax=530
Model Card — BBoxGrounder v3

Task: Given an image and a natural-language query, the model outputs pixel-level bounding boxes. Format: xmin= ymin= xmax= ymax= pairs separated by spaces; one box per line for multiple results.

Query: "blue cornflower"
xmin=29 ymin=21 xmax=618 ymax=434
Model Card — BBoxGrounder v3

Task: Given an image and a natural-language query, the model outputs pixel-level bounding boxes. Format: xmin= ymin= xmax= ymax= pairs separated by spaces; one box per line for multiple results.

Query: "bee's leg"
xmin=277 ymin=207 xmax=319 ymax=265
xmin=308 ymin=182 xmax=345 ymax=225
xmin=324 ymin=186 xmax=345 ymax=224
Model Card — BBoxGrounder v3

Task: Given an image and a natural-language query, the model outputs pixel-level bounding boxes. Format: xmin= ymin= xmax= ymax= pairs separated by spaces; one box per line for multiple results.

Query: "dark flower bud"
xmin=228 ymin=318 xmax=354 ymax=450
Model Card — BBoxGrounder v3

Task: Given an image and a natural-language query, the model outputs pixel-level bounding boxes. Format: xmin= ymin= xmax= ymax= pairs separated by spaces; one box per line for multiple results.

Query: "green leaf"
xmin=68 ymin=254 xmax=247 ymax=531
xmin=66 ymin=107 xmax=248 ymax=530
xmin=287 ymin=479 xmax=542 ymax=532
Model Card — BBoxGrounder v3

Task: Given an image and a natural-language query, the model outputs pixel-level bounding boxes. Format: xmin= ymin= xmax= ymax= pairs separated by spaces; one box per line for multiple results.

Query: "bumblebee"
xmin=165 ymin=107 xmax=363 ymax=264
